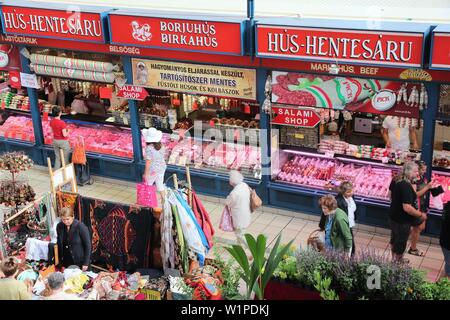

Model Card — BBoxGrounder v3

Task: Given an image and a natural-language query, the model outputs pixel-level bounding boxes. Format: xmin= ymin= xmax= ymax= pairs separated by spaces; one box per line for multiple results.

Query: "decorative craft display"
xmin=30 ymin=63 xmax=116 ymax=83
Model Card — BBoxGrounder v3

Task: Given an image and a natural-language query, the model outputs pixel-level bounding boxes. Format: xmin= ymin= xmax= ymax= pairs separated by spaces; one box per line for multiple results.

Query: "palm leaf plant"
xmin=225 ymin=233 xmax=294 ymax=300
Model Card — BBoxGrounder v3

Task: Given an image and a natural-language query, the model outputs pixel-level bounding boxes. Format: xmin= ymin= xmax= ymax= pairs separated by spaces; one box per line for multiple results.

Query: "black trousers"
xmin=350 ymin=228 xmax=356 ymax=257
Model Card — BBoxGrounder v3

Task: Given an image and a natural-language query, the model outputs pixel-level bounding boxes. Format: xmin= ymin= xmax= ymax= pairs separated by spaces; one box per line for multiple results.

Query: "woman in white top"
xmin=142 ymin=128 xmax=167 ymax=207
xmin=337 ymin=181 xmax=357 ymax=257
xmin=226 ymin=170 xmax=251 ymax=248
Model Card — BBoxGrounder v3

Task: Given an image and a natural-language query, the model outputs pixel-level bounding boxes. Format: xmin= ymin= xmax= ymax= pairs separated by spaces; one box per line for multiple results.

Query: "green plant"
xmin=211 ymin=247 xmax=244 ymax=300
xmin=273 ymin=245 xmax=300 ymax=281
xmin=224 ymin=233 xmax=294 ymax=300
xmin=432 ymin=277 xmax=450 ymax=300
xmin=295 ymin=248 xmax=331 ymax=288
xmin=313 ymin=270 xmax=339 ymax=300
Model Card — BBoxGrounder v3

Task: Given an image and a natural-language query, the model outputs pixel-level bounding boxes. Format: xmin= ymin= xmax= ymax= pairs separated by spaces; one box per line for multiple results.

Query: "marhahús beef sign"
xmin=1 ymin=6 xmax=104 ymax=42
xmin=257 ymin=25 xmax=424 ymax=67
xmin=109 ymin=14 xmax=243 ymax=55
xmin=271 ymin=105 xmax=321 ymax=127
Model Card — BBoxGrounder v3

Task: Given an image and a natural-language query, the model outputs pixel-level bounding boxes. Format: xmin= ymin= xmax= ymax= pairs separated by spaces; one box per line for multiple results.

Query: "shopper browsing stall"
xmin=142 ymin=127 xmax=167 ymax=206
xmin=389 ymin=161 xmax=427 ymax=263
xmin=0 ymin=257 xmax=31 ymax=300
xmin=226 ymin=170 xmax=252 ymax=248
xmin=50 ymin=106 xmax=70 ymax=169
xmin=43 ymin=272 xmax=80 ymax=300
xmin=408 ymin=160 xmax=434 ymax=257
xmin=381 ymin=115 xmax=419 ymax=152
xmin=319 ymin=194 xmax=353 ymax=256
xmin=56 ymin=208 xmax=91 ymax=271
xmin=70 ymin=94 xmax=89 ymax=114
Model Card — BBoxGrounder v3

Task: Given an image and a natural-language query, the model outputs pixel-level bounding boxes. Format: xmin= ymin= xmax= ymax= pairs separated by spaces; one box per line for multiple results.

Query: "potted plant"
xmin=224 ymin=233 xmax=294 ymax=300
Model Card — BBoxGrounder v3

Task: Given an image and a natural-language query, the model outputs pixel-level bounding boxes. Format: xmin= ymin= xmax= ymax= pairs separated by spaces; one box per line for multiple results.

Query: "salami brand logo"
xmin=372 ymin=90 xmax=396 ymax=111
xmin=131 ymin=21 xmax=152 ymax=42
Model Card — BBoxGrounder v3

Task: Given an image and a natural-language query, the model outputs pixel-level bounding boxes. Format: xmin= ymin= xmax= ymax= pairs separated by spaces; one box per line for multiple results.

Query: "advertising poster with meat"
xmin=271 ymin=71 xmax=424 ymax=118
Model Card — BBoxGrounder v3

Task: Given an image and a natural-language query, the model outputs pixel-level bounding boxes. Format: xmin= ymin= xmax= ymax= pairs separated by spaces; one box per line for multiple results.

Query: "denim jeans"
xmin=442 ymin=247 xmax=450 ymax=277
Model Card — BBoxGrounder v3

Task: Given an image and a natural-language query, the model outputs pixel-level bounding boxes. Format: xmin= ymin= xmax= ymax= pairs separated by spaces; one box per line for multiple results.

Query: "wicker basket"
xmin=307 ymin=229 xmax=325 ymax=252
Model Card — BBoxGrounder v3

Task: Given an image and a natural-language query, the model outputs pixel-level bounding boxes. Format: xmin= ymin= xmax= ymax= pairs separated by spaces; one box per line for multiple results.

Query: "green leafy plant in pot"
xmin=224 ymin=233 xmax=294 ymax=300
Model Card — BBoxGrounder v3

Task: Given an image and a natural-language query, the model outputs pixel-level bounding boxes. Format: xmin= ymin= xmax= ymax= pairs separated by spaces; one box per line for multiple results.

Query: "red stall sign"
xmin=430 ymin=33 xmax=450 ymax=69
xmin=117 ymin=85 xmax=149 ymax=100
xmin=1 ymin=5 xmax=105 ymax=42
xmin=257 ymin=25 xmax=424 ymax=68
xmin=109 ymin=14 xmax=243 ymax=55
xmin=271 ymin=105 xmax=321 ymax=127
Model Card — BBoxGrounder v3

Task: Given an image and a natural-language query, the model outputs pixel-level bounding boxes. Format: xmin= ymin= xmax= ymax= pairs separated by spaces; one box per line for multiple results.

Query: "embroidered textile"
xmin=78 ymin=197 xmax=154 ymax=271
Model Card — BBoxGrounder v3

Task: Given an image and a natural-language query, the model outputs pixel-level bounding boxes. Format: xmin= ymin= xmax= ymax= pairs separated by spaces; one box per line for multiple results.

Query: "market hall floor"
xmin=17 ymin=165 xmax=447 ymax=283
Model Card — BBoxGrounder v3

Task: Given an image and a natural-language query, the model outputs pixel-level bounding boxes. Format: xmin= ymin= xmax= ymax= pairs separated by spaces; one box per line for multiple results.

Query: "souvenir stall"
xmin=255 ymin=18 xmax=450 ymax=235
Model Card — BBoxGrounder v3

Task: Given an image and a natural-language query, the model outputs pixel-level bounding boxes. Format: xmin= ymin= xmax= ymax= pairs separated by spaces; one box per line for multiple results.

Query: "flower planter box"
xmin=264 ymin=278 xmax=349 ymax=300
xmin=264 ymin=278 xmax=322 ymax=300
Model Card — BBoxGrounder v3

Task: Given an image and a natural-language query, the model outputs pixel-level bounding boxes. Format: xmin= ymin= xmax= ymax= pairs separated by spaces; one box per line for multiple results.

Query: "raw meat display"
xmin=319 ymin=139 xmax=388 ymax=161
xmin=430 ymin=172 xmax=450 ymax=210
xmin=276 ymin=153 xmax=396 ymax=200
xmin=0 ymin=116 xmax=134 ymax=158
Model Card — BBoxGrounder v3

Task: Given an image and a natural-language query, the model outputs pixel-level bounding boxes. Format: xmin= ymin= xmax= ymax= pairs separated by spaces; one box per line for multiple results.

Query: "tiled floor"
xmin=13 ymin=165 xmax=448 ymax=282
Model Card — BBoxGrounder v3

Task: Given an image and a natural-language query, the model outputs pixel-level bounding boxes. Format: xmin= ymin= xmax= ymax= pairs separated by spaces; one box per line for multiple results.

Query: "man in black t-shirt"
xmin=389 ymin=162 xmax=427 ymax=263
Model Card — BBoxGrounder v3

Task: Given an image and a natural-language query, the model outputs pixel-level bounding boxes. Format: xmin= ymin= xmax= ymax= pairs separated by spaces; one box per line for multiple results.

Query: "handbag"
xmin=72 ymin=136 xmax=87 ymax=165
xmin=219 ymin=206 xmax=234 ymax=232
xmin=249 ymin=188 xmax=262 ymax=213
xmin=137 ymin=182 xmax=158 ymax=207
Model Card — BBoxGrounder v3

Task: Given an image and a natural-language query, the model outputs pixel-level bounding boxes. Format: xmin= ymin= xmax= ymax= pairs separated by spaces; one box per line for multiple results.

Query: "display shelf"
xmin=273 ymin=149 xmax=398 ymax=202
xmin=4 ymin=108 xmax=31 ymax=115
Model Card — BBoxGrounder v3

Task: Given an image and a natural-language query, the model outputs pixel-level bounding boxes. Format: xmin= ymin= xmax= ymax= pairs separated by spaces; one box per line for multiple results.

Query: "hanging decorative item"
xmin=30 ymin=64 xmax=116 ymax=83
xmin=419 ymin=84 xmax=428 ymax=110
xmin=262 ymin=97 xmax=271 ymax=114
xmin=30 ymin=53 xmax=118 ymax=73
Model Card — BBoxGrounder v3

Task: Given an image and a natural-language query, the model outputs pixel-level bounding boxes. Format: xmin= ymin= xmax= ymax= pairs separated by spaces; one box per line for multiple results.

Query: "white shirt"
xmin=345 ymin=196 xmax=357 ymax=228
xmin=382 ymin=116 xmax=410 ymax=151
xmin=226 ymin=182 xmax=251 ymax=230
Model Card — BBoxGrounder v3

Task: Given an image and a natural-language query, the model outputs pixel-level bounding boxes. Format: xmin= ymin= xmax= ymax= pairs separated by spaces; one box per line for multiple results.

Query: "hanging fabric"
xmin=78 ymin=196 xmax=154 ymax=271
xmin=172 ymin=203 xmax=189 ymax=273
xmin=174 ymin=191 xmax=210 ymax=252
xmin=161 ymin=193 xmax=175 ymax=272
xmin=190 ymin=190 xmax=215 ymax=248
xmin=167 ymin=190 xmax=207 ymax=267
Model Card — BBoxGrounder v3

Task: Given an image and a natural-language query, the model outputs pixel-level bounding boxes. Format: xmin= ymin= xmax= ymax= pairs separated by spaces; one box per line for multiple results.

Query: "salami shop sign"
xmin=109 ymin=14 xmax=244 ymax=55
xmin=256 ymin=25 xmax=425 ymax=68
xmin=430 ymin=32 xmax=450 ymax=70
xmin=117 ymin=85 xmax=149 ymax=100
xmin=0 ymin=5 xmax=106 ymax=43
xmin=271 ymin=106 xmax=321 ymax=127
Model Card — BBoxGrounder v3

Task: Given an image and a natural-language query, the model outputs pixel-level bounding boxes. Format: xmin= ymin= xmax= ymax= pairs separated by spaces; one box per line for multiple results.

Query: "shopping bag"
xmin=137 ymin=182 xmax=158 ymax=207
xmin=219 ymin=206 xmax=234 ymax=232
xmin=249 ymin=188 xmax=262 ymax=213
xmin=72 ymin=136 xmax=87 ymax=165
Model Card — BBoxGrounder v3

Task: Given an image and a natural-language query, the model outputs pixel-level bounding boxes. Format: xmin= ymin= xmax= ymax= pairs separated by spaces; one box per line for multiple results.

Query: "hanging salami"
xmin=29 ymin=53 xmax=117 ymax=73
xmin=30 ymin=63 xmax=116 ymax=83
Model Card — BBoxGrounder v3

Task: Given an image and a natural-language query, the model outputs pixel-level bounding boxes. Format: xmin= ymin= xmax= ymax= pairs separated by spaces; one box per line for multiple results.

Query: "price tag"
xmin=325 ymin=151 xmax=334 ymax=158
xmin=294 ymin=133 xmax=304 ymax=139
xmin=381 ymin=157 xmax=389 ymax=164
xmin=123 ymin=116 xmax=129 ymax=125
xmin=144 ymin=119 xmax=150 ymax=128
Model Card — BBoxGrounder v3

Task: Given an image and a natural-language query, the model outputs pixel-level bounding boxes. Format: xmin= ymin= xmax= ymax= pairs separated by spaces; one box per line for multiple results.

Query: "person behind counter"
xmin=70 ymin=94 xmax=89 ymax=114
xmin=56 ymin=207 xmax=91 ymax=271
xmin=50 ymin=106 xmax=70 ymax=169
xmin=381 ymin=115 xmax=418 ymax=152
xmin=0 ymin=257 xmax=32 ymax=300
